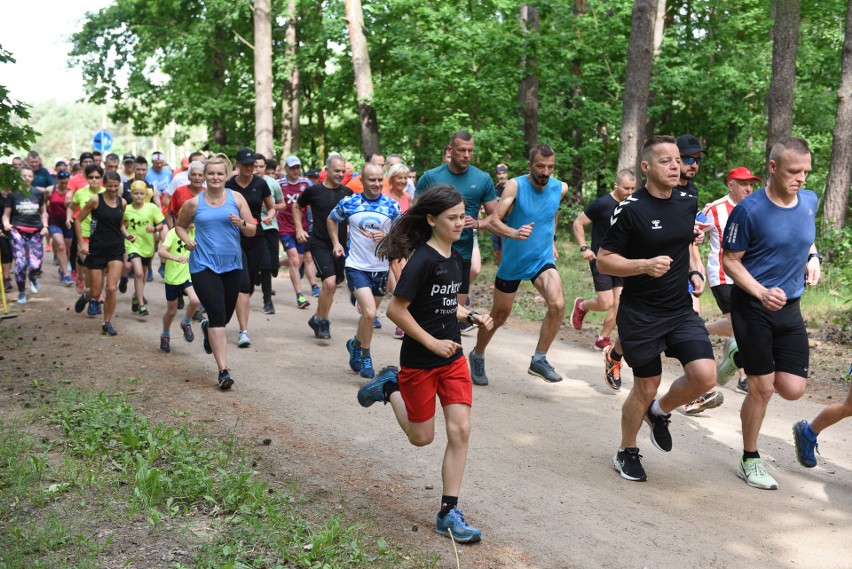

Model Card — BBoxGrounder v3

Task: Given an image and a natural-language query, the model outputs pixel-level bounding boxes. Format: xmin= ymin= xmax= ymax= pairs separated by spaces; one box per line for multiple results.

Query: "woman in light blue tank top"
xmin=175 ymin=157 xmax=257 ymax=390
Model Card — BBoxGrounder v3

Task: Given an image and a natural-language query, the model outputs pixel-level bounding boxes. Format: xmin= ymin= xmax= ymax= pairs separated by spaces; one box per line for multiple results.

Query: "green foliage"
xmin=0 ymin=45 xmax=38 ymax=192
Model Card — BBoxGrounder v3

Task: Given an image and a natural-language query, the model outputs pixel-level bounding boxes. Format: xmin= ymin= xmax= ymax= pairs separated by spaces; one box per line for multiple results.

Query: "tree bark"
xmin=344 ymin=0 xmax=380 ymax=158
xmin=280 ymin=0 xmax=301 ymax=158
xmin=617 ymin=0 xmax=657 ymax=176
xmin=518 ymin=4 xmax=540 ymax=155
xmin=765 ymin=0 xmax=800 ymax=162
xmin=824 ymin=0 xmax=852 ymax=230
xmin=653 ymin=0 xmax=666 ymax=56
xmin=253 ymin=0 xmax=274 ymax=158
xmin=570 ymin=0 xmax=588 ymax=204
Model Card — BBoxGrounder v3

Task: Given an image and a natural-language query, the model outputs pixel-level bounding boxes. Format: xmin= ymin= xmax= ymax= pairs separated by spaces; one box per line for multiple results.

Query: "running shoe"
xmin=644 ymin=402 xmax=672 ymax=452
xmin=4 ymin=280 xmax=12 ymax=292
xmin=96 ymin=301 xmax=103 ymax=315
xmin=237 ymin=330 xmax=252 ymax=348
xmin=146 ymin=267 xmax=154 ymax=282
xmin=717 ymin=338 xmax=739 ymax=385
xmin=296 ymin=294 xmax=310 ymax=309
xmin=684 ymin=390 xmax=725 ymax=415
xmin=793 ymin=420 xmax=819 ymax=468
xmin=528 ymin=358 xmax=563 ymax=383
xmin=29 ymin=276 xmax=40 ymax=294
xmin=570 ymin=297 xmax=587 ymax=330
xmin=373 ymin=317 xmax=382 ymax=329
xmin=137 ymin=305 xmax=149 ymax=317
xmin=159 ymin=334 xmax=171 ymax=353
xmin=263 ymin=301 xmax=275 ymax=314
xmin=158 ymin=264 xmax=166 ymax=279
xmin=593 ymin=336 xmax=611 ymax=351
xmin=311 ymin=284 xmax=321 ymax=297
xmin=603 ymin=345 xmax=622 ymax=390
xmin=180 ymin=320 xmax=194 ymax=342
xmin=735 ymin=378 xmax=749 ymax=394
xmin=200 ymin=319 xmax=212 ymax=354
xmin=218 ymin=369 xmax=234 ymax=390
xmin=613 ymin=447 xmax=647 ymax=481
xmin=74 ymin=293 xmax=88 ymax=313
xmin=16 ymin=292 xmax=27 ymax=304
xmin=393 ymin=326 xmax=405 ymax=339
xmin=61 ymin=274 xmax=74 ymax=287
xmin=118 ymin=276 xmax=128 ymax=294
xmin=346 ymin=338 xmax=362 ymax=372
xmin=360 ymin=355 xmax=375 ymax=379
xmin=435 ymin=507 xmax=481 ymax=544
xmin=468 ymin=349 xmax=488 ymax=386
xmin=101 ymin=322 xmax=118 ymax=336
xmin=193 ymin=309 xmax=205 ymax=322
xmin=357 ymin=365 xmax=399 ymax=407
xmin=131 ymin=298 xmax=139 ymax=313
xmin=737 ymin=456 xmax=778 ymax=490
xmin=87 ymin=300 xmax=99 ymax=317
xmin=308 ymin=315 xmax=321 ymax=338
xmin=70 ymin=269 xmax=77 ymax=282
xmin=318 ymin=319 xmax=331 ymax=339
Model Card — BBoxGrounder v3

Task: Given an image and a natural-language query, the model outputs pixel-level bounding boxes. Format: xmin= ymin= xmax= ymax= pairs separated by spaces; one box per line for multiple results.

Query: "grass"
xmin=0 ymin=386 xmax=437 ymax=568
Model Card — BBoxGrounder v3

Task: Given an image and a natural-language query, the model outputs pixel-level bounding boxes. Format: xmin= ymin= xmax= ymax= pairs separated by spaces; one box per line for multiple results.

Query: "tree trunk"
xmin=518 ymin=4 xmax=540 ymax=155
xmin=617 ymin=0 xmax=657 ymax=176
xmin=570 ymin=0 xmax=588 ymax=204
xmin=653 ymin=0 xmax=666 ymax=56
xmin=212 ymin=31 xmax=227 ymax=146
xmin=765 ymin=0 xmax=800 ymax=162
xmin=824 ymin=0 xmax=852 ymax=230
xmin=253 ymin=0 xmax=274 ymax=158
xmin=280 ymin=0 xmax=301 ymax=158
xmin=344 ymin=0 xmax=380 ymax=158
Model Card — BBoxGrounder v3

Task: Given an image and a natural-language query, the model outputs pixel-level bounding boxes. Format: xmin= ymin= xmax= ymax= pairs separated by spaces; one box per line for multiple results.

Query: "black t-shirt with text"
xmin=394 ymin=245 xmax=464 ymax=369
xmin=6 ymin=189 xmax=45 ymax=230
xmin=583 ymin=193 xmax=620 ymax=253
xmin=226 ymin=175 xmax=271 ymax=223
xmin=600 ymin=187 xmax=697 ymax=313
xmin=296 ymin=183 xmax=353 ymax=246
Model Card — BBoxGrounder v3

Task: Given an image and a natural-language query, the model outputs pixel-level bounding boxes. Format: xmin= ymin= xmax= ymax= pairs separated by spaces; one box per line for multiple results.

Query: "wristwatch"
xmin=580 ymin=245 xmax=589 ymax=252
xmin=466 ymin=311 xmax=480 ymax=325
xmin=807 ymin=252 xmax=823 ymax=264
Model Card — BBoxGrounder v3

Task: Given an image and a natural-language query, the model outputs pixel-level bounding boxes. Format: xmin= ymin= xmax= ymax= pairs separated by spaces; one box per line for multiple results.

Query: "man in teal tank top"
xmin=467 ymin=144 xmax=569 ymax=385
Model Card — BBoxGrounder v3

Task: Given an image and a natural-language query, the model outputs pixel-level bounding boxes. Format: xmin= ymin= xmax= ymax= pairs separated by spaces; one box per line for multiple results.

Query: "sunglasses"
xmin=682 ymin=156 xmax=702 ymax=165
xmin=87 ymin=175 xmax=102 ymax=180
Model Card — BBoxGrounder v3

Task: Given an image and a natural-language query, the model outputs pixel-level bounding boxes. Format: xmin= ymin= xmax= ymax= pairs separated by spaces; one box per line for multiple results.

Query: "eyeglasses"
xmin=681 ymin=156 xmax=702 ymax=165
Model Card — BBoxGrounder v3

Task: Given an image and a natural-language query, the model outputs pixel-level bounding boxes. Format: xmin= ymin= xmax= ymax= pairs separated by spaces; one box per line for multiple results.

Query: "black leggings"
xmin=191 ymin=268 xmax=241 ymax=328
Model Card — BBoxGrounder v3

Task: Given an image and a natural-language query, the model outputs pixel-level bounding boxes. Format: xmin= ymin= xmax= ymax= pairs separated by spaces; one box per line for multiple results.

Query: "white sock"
xmin=651 ymin=399 xmax=666 ymax=417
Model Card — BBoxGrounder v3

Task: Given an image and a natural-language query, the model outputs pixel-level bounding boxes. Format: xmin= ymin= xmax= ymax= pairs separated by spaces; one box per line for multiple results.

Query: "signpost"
xmin=93 ymin=130 xmax=113 ymax=152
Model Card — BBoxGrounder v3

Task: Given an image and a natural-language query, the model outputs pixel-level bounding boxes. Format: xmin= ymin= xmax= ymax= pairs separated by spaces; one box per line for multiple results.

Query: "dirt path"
xmin=6 ymin=275 xmax=852 ymax=568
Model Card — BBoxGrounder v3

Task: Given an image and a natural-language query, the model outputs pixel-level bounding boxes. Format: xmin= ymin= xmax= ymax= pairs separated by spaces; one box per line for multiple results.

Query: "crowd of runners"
xmin=3 ymin=131 xmax=851 ymax=544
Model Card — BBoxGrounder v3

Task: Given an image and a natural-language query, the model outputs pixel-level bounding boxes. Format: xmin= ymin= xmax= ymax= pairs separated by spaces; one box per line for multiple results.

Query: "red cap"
xmin=727 ymin=166 xmax=761 ymax=184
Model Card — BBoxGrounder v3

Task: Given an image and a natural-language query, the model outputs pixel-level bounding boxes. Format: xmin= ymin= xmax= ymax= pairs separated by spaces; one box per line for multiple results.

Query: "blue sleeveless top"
xmin=189 ymin=189 xmax=243 ymax=274
xmin=496 ymin=175 xmax=563 ymax=281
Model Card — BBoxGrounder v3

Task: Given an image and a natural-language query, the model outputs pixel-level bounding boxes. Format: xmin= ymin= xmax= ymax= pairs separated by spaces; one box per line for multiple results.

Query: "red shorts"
xmin=398 ymin=356 xmax=472 ymax=423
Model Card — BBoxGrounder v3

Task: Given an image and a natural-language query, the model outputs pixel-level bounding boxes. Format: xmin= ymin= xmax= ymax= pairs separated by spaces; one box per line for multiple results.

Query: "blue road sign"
xmin=93 ymin=130 xmax=113 ymax=152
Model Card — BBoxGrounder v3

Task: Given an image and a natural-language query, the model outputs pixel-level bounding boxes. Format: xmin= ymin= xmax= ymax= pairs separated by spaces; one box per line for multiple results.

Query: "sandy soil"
xmin=4 ymin=273 xmax=852 ymax=569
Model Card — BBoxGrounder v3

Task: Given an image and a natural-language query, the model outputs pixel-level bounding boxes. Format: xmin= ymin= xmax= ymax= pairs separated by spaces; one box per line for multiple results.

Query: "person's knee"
xmin=633 ymin=378 xmax=661 ymax=402
xmin=596 ymin=293 xmax=613 ymax=311
xmin=407 ymin=430 xmax=434 ymax=447
xmin=748 ymin=377 xmax=777 ymax=403
xmin=547 ymin=294 xmax=565 ymax=315
xmin=775 ymin=376 xmax=807 ymax=401
xmin=105 ymin=282 xmax=118 ymax=295
xmin=490 ymin=307 xmax=511 ymax=328
xmin=446 ymin=416 xmax=471 ymax=445
xmin=360 ymin=304 xmax=377 ymax=321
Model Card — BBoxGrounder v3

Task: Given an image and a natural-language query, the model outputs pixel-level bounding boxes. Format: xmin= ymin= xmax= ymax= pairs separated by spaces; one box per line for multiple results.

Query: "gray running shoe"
xmin=717 ymin=338 xmax=739 ymax=385
xmin=468 ymin=349 xmax=488 ymax=386
xmin=735 ymin=378 xmax=749 ymax=394
xmin=237 ymin=330 xmax=251 ymax=348
xmin=684 ymin=390 xmax=724 ymax=415
xmin=528 ymin=358 xmax=563 ymax=383
xmin=737 ymin=456 xmax=778 ymax=490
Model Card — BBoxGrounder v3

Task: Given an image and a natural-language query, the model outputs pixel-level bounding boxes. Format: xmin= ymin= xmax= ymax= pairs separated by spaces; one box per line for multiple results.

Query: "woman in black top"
xmin=2 ymin=166 xmax=48 ymax=304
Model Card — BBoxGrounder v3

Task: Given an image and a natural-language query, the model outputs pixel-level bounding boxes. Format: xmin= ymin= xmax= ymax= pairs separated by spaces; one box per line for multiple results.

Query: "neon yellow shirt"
xmin=162 ymin=227 xmax=194 ymax=285
xmin=72 ymin=185 xmax=106 ymax=238
xmin=124 ymin=202 xmax=165 ymax=258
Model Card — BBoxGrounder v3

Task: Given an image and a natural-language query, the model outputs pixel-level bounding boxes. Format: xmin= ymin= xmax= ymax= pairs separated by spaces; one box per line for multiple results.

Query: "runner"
xmin=490 ymin=163 xmax=509 ymax=267
xmin=47 ymin=170 xmax=75 ymax=286
xmin=157 ymin=224 xmax=200 ymax=353
xmin=73 ymin=171 xmax=130 ymax=335
xmin=722 ymin=136 xmax=820 ymax=490
xmin=0 ymin=186 xmax=12 ymax=292
xmin=597 ymin=136 xmax=716 ymax=482
xmin=794 ymin=363 xmax=852 ymax=468
xmin=468 ymin=144 xmax=569 ymax=385
xmin=68 ymin=164 xmax=106 ymax=298
xmin=570 ymin=169 xmax=636 ymax=352
xmin=124 ymin=180 xmax=166 ymax=317
xmin=330 ymin=163 xmax=401 ymax=378
xmin=2 ymin=166 xmax=48 ymax=304
xmin=254 ymin=153 xmax=284 ymax=315
xmin=357 ymin=184 xmax=493 ymax=544
xmin=175 ymin=156 xmax=257 ymax=389
xmin=276 ymin=155 xmax=313 ymax=309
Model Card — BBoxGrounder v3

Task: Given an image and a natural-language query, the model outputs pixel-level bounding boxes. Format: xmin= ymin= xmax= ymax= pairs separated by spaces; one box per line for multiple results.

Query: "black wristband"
xmin=688 ymin=270 xmax=705 ymax=283
xmin=807 ymin=252 xmax=822 ymax=264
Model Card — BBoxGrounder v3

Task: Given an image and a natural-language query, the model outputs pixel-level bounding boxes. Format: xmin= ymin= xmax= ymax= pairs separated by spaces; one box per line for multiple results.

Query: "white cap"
xmin=285 ymin=155 xmax=301 ymax=167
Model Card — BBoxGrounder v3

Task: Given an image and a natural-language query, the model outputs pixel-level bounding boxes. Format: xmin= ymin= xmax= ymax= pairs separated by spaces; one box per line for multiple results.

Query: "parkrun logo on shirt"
xmin=431 ymin=282 xmax=461 ymax=296
xmin=651 ymin=220 xmax=662 ymax=230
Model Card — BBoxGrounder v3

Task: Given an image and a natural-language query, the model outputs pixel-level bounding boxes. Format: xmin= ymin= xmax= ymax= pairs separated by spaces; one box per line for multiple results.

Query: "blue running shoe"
xmin=87 ymin=300 xmax=99 ymax=317
xmin=311 ymin=284 xmax=321 ymax=297
xmin=308 ymin=315 xmax=320 ymax=338
xmin=793 ymin=420 xmax=819 ymax=468
xmin=373 ymin=317 xmax=382 ymax=329
xmin=435 ymin=507 xmax=481 ymax=543
xmin=357 ymin=366 xmax=398 ymax=407
xmin=360 ymin=355 xmax=375 ymax=379
xmin=346 ymin=338 xmax=362 ymax=372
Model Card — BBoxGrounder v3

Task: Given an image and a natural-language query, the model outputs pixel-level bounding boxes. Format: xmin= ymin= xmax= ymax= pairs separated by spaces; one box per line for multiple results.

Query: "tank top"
xmin=189 ymin=189 xmax=243 ymax=274
xmin=89 ymin=193 xmax=125 ymax=251
xmin=48 ymin=189 xmax=68 ymax=226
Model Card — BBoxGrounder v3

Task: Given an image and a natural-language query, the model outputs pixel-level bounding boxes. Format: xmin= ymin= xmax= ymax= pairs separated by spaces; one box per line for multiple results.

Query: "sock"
xmin=439 ymin=496 xmax=458 ymax=517
xmin=353 ymin=337 xmax=362 ymax=350
xmin=183 ymin=316 xmax=191 ymax=325
xmin=805 ymin=423 xmax=819 ymax=441
xmin=240 ymin=329 xmax=248 ymax=334
xmin=650 ymin=399 xmax=666 ymax=417
xmin=361 ymin=347 xmax=371 ymax=358
xmin=532 ymin=351 xmax=547 ymax=363
xmin=382 ymin=380 xmax=399 ymax=402
xmin=162 ymin=330 xmax=170 ymax=337
xmin=743 ymin=450 xmax=760 ymax=460
xmin=733 ymin=351 xmax=743 ymax=368
xmin=611 ymin=349 xmax=623 ymax=362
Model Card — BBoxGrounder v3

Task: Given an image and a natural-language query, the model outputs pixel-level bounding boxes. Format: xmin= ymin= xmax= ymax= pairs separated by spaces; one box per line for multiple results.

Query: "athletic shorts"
xmin=0 ymin=235 xmax=11 ymax=264
xmin=165 ymin=281 xmax=193 ymax=302
xmin=85 ymin=244 xmax=125 ymax=270
xmin=398 ymin=356 xmax=472 ymax=423
xmin=279 ymin=233 xmax=306 ymax=255
xmin=711 ymin=284 xmax=733 ymax=315
xmin=616 ymin=302 xmax=714 ymax=376
xmin=127 ymin=253 xmax=152 ymax=266
xmin=494 ymin=263 xmax=556 ymax=294
xmin=48 ymin=225 xmax=73 ymax=239
xmin=730 ymin=286 xmax=809 ymax=377
xmin=590 ymin=259 xmax=624 ymax=292
xmin=460 ymin=259 xmax=472 ymax=295
xmin=345 ymin=267 xmax=388 ymax=297
xmin=239 ymin=234 xmax=265 ymax=293
xmin=491 ymin=234 xmax=504 ymax=251
xmin=310 ymin=240 xmax=345 ymax=284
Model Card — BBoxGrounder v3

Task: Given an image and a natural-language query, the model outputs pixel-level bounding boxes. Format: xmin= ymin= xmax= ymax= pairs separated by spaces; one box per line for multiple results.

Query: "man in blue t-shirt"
xmin=415 ymin=131 xmax=498 ymax=309
xmin=145 ymin=151 xmax=173 ymax=197
xmin=722 ymin=136 xmax=821 ymax=491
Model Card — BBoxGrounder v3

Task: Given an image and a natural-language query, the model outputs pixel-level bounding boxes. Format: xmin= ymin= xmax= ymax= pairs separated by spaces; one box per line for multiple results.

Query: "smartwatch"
xmin=580 ymin=245 xmax=589 ymax=252
xmin=466 ymin=311 xmax=480 ymax=325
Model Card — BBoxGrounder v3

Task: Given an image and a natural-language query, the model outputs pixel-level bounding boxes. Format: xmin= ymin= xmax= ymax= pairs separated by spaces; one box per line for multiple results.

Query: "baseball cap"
xmin=727 ymin=166 xmax=762 ymax=184
xmin=235 ymin=148 xmax=256 ymax=165
xmin=305 ymin=168 xmax=319 ymax=178
xmin=676 ymin=134 xmax=707 ymax=156
xmin=285 ymin=155 xmax=302 ymax=168
xmin=122 ymin=153 xmax=135 ymax=163
xmin=56 ymin=171 xmax=71 ymax=179
xmin=495 ymin=163 xmax=508 ymax=173
xmin=79 ymin=152 xmax=95 ymax=162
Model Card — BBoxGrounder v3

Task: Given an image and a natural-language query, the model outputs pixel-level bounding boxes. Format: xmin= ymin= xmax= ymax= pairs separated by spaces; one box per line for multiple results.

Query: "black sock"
xmin=733 ymin=351 xmax=743 ymax=368
xmin=439 ymin=496 xmax=458 ymax=517
xmin=743 ymin=450 xmax=760 ymax=460
xmin=353 ymin=338 xmax=362 ymax=350
xmin=382 ymin=380 xmax=399 ymax=402
xmin=611 ymin=350 xmax=623 ymax=362
xmin=361 ymin=347 xmax=371 ymax=358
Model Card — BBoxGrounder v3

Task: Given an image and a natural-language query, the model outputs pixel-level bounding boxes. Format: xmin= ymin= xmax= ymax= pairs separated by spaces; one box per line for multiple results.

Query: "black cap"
xmin=79 ymin=152 xmax=95 ymax=162
xmin=122 ymin=153 xmax=135 ymax=163
xmin=235 ymin=148 xmax=256 ymax=165
xmin=676 ymin=134 xmax=707 ymax=156
xmin=305 ymin=168 xmax=319 ymax=178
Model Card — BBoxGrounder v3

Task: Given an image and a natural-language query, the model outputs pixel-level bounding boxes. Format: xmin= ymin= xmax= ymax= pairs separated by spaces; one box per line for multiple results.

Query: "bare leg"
xmin=208 ymin=327 xmax=228 ymax=371
xmin=811 ymin=380 xmax=852 ymax=433
xmin=620 ymin=375 xmax=661 ymax=449
xmin=286 ymin=247 xmax=303 ymax=294
xmin=51 ymin=233 xmax=69 ymax=276
xmin=353 ymin=288 xmax=379 ymax=348
xmin=657 ymin=358 xmax=717 ymax=412
xmin=103 ymin=260 xmax=123 ymax=323
xmin=741 ymin=372 xmax=806 ymax=451
xmin=441 ymin=403 xmax=471 ymax=497
xmin=531 ymin=269 xmax=565 ymax=353
xmin=236 ymin=291 xmax=250 ymax=331
xmin=474 ymin=287 xmax=515 ymax=353
xmin=601 ymin=286 xmax=622 ymax=338
xmin=163 ymin=299 xmax=178 ymax=331
xmin=388 ymin=391 xmax=435 ymax=447
xmin=582 ymin=289 xmax=613 ymax=313
xmin=131 ymin=257 xmax=145 ymax=305
xmin=316 ymin=275 xmax=336 ymax=319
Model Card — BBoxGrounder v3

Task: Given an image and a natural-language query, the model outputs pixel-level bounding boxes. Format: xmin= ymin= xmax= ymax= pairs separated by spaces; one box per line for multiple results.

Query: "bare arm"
xmin=2 ymin=207 xmax=11 ymax=232
xmin=596 ymin=247 xmax=673 ymax=278
xmin=328 ymin=217 xmax=344 ymax=256
xmin=571 ymin=212 xmax=595 ymax=261
xmin=722 ymin=248 xmax=796 ymax=311
xmin=74 ymin=196 xmax=99 ymax=254
xmin=175 ymin=197 xmax=198 ymax=249
xmin=482 ymin=182 xmax=534 ymax=239
xmin=292 ymin=203 xmax=308 ymax=243
xmin=232 ymin=193 xmax=258 ymax=237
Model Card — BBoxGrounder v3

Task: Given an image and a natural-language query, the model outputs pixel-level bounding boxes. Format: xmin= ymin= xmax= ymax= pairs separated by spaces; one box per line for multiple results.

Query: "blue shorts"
xmin=345 ymin=267 xmax=388 ymax=297
xmin=48 ymin=224 xmax=73 ymax=239
xmin=165 ymin=281 xmax=193 ymax=302
xmin=279 ymin=233 xmax=305 ymax=254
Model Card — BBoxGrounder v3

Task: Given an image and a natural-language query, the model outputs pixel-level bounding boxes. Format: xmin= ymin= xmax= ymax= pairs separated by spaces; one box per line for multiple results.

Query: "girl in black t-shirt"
xmin=357 ymin=185 xmax=492 ymax=544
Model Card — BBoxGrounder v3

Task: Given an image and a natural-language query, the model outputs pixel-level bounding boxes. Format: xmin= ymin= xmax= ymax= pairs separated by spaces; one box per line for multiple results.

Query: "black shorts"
xmin=239 ymin=234 xmax=265 ymax=293
xmin=127 ymin=253 xmax=152 ymax=267
xmin=590 ymin=259 xmax=624 ymax=292
xmin=310 ymin=239 xmax=345 ymax=284
xmin=494 ymin=263 xmax=556 ymax=294
xmin=85 ymin=244 xmax=125 ymax=270
xmin=616 ymin=302 xmax=713 ymax=377
xmin=165 ymin=281 xmax=192 ymax=302
xmin=0 ymin=234 xmax=11 ymax=264
xmin=730 ymin=286 xmax=809 ymax=377
xmin=711 ymin=284 xmax=733 ymax=314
